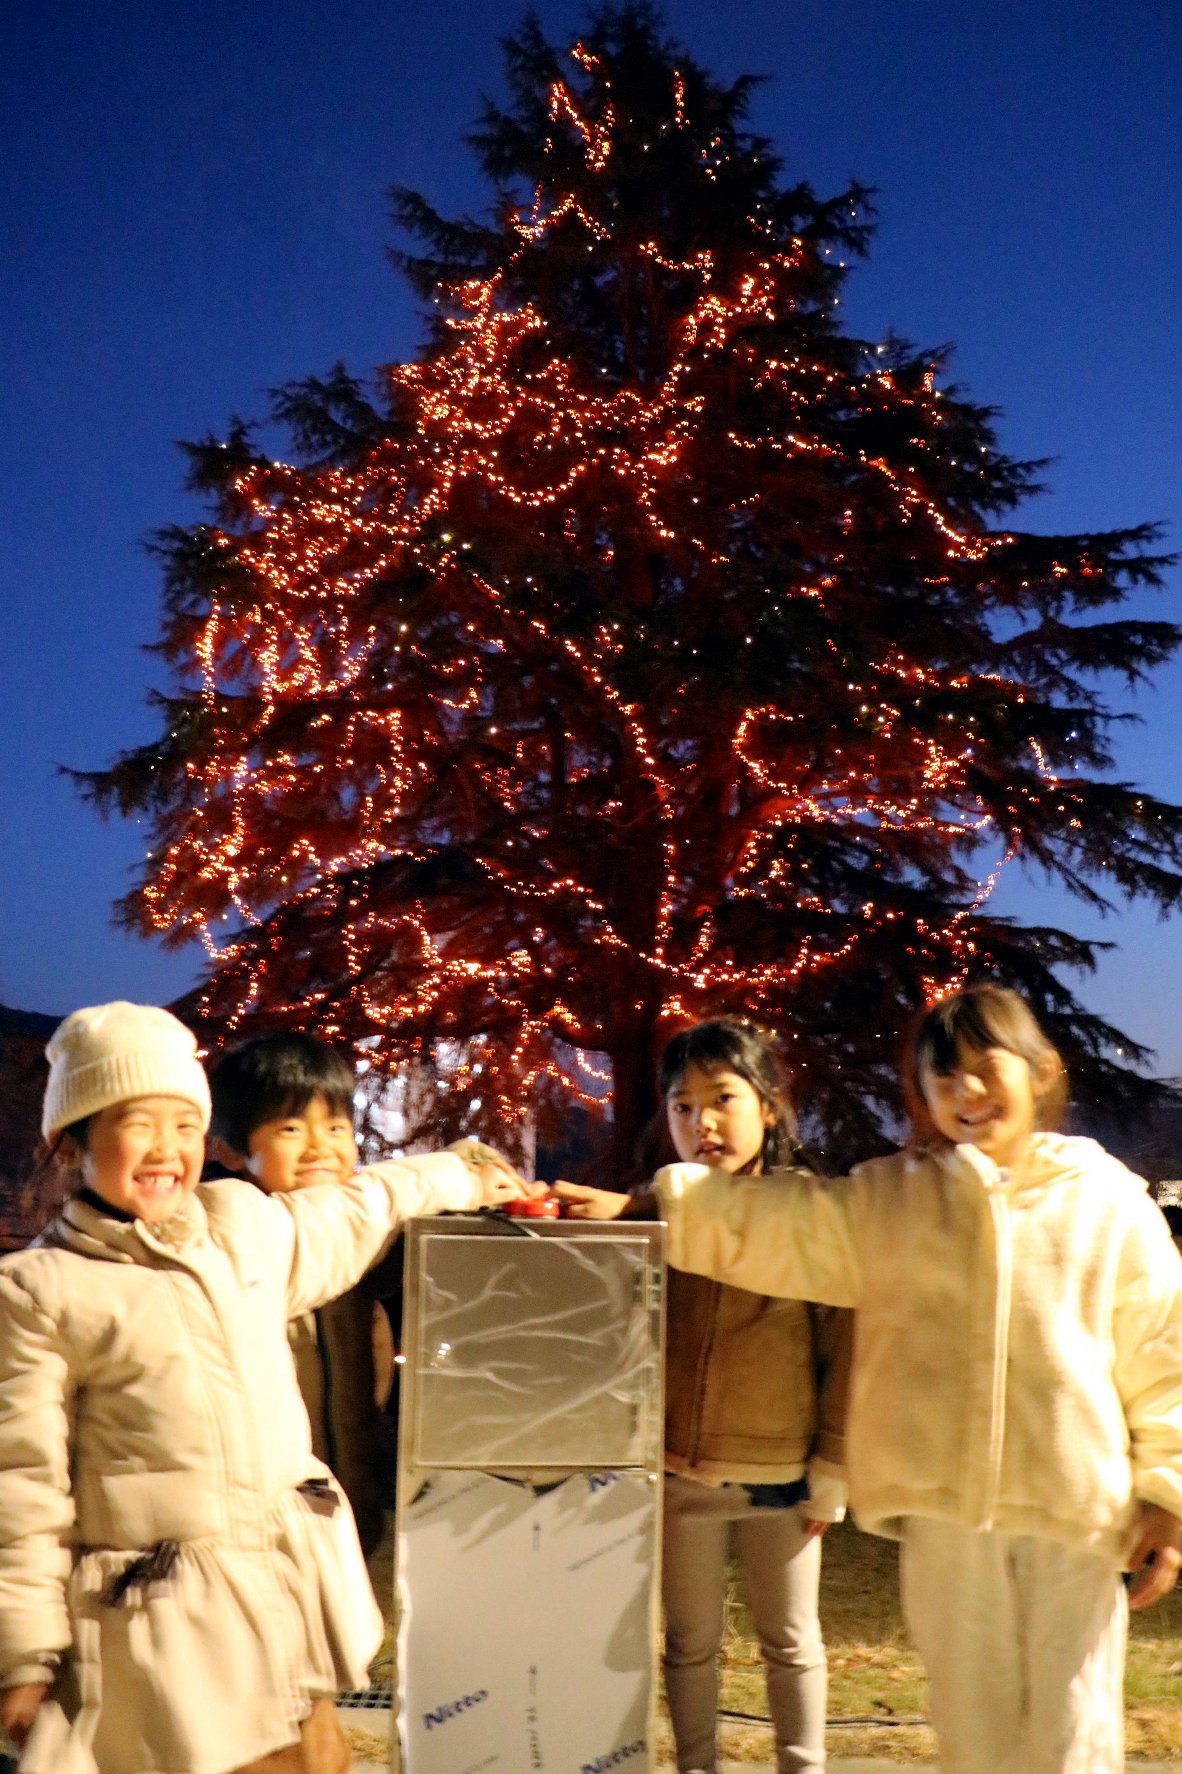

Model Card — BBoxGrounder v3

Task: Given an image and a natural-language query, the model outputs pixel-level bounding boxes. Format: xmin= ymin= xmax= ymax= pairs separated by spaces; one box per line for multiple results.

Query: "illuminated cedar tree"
xmin=80 ymin=1 xmax=1182 ymax=1167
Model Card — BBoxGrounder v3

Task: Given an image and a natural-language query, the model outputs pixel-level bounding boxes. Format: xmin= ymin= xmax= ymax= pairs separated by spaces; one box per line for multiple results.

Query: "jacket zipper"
xmin=144 ymin=1231 xmax=266 ymax=1542
xmin=978 ymin=1184 xmax=1012 ymax=1528
xmin=685 ymin=1280 xmax=722 ymax=1469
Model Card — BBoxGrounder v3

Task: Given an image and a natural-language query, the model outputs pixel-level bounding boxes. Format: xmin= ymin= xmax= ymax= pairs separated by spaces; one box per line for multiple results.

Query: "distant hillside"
xmin=0 ymin=1004 xmax=57 ymax=1040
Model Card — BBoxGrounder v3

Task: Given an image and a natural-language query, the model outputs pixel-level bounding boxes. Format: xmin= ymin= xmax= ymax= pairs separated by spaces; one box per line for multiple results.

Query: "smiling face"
xmin=665 ymin=1063 xmax=773 ymax=1175
xmin=70 ymin=1095 xmax=206 ymax=1221
xmin=918 ymin=1042 xmax=1045 ymax=1169
xmin=241 ymin=1092 xmax=358 ymax=1195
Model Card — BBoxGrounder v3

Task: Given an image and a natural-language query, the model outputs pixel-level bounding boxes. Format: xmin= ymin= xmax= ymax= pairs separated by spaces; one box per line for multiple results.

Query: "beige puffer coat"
xmin=657 ymin=1134 xmax=1182 ymax=1557
xmin=0 ymin=1153 xmax=478 ymax=1774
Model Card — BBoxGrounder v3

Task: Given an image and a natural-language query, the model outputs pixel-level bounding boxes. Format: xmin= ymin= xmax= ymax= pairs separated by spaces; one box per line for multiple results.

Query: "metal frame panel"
xmin=391 ymin=1215 xmax=665 ymax=1774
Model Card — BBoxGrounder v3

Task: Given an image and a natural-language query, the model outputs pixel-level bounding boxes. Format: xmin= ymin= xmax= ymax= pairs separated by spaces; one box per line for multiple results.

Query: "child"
xmin=559 ymin=985 xmax=1182 ymax=1774
xmin=646 ymin=1019 xmax=849 ymax=1774
xmin=208 ymin=1032 xmax=402 ymax=1560
xmin=0 ymin=1002 xmax=525 ymax=1774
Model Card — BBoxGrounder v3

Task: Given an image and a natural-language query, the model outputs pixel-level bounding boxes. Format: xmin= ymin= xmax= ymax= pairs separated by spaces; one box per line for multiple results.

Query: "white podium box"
xmin=393 ymin=1216 xmax=665 ymax=1774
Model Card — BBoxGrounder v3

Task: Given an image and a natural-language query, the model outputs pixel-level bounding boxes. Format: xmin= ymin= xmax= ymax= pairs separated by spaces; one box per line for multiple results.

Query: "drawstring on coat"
xmin=296 ymin=1477 xmax=341 ymax=1517
xmin=103 ymin=1540 xmax=181 ymax=1606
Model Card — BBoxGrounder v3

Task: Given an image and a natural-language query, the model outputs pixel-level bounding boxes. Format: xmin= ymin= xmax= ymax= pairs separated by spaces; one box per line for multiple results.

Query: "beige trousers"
xmin=901 ymin=1517 xmax=1127 ymax=1774
xmin=662 ymin=1474 xmax=826 ymax=1774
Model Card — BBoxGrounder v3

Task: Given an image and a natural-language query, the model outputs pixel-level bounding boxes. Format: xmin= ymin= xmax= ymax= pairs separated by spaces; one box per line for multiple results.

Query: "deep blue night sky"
xmin=2 ymin=2 xmax=1180 ymax=1070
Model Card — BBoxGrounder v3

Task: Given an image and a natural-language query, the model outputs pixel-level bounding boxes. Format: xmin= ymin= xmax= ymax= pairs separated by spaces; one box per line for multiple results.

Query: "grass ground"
xmin=367 ymin=1513 xmax=1182 ymax=1764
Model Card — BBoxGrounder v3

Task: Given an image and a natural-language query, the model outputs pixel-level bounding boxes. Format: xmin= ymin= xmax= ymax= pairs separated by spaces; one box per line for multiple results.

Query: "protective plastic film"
xmin=397 ymin=1468 xmax=656 ymax=1774
xmin=408 ymin=1224 xmax=662 ymax=1470
xmin=394 ymin=1218 xmax=665 ymax=1773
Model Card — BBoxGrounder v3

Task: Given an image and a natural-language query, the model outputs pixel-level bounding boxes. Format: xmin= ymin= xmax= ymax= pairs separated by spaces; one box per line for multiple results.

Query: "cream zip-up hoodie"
xmin=656 ymin=1134 xmax=1182 ymax=1558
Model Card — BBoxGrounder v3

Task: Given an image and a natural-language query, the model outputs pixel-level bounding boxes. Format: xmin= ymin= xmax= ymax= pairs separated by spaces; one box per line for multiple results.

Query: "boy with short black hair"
xmin=208 ymin=1031 xmax=357 ymax=1181
xmin=209 ymin=1031 xmax=526 ymax=1556
xmin=206 ymin=1029 xmax=526 ymax=1774
xmin=210 ymin=1032 xmax=393 ymax=1561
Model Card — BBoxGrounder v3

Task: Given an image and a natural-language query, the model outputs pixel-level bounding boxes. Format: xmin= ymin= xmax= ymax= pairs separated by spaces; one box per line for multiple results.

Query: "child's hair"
xmin=656 ymin=1017 xmax=799 ymax=1169
xmin=208 ymin=1031 xmax=356 ymax=1155
xmin=59 ymin=1116 xmax=92 ymax=1152
xmin=902 ymin=983 xmax=1068 ymax=1143
xmin=25 ymin=1118 xmax=94 ymax=1206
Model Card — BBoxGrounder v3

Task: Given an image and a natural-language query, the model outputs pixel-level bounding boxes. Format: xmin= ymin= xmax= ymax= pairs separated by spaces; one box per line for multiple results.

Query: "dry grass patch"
xmin=1126 ymin=1583 xmax=1182 ymax=1759
xmin=341 ymin=1717 xmax=389 ymax=1763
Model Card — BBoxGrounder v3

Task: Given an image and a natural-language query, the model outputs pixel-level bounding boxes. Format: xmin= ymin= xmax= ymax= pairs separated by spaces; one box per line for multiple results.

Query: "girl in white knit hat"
xmin=0 ymin=1002 xmax=527 ymax=1774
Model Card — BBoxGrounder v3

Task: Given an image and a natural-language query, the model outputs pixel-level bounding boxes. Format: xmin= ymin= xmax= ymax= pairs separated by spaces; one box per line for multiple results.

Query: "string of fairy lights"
xmin=132 ymin=41 xmax=1092 ymax=1127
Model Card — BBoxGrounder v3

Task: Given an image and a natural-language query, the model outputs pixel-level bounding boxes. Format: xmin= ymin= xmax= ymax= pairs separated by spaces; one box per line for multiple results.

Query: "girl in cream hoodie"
xmin=0 ymin=1003 xmax=526 ymax=1774
xmin=559 ymin=985 xmax=1182 ymax=1774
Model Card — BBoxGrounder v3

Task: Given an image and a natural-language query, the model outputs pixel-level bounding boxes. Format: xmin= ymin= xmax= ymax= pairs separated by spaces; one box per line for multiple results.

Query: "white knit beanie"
xmin=42 ymin=1002 xmax=212 ymax=1139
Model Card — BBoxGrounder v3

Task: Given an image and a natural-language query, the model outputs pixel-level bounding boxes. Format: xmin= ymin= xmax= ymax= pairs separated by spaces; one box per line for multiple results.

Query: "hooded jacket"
xmin=656 ymin=1134 xmax=1182 ymax=1555
xmin=0 ymin=1153 xmax=478 ymax=1774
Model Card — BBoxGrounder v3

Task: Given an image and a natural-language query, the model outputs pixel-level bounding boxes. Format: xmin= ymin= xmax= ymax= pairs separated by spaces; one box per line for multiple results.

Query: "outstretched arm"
xmin=558 ymin=1166 xmax=863 ymax=1306
xmin=278 ymin=1146 xmax=530 ymax=1317
xmin=449 ymin=1140 xmax=540 ymax=1205
xmin=550 ymin=1181 xmax=658 ymax=1220
xmin=655 ymin=1163 xmax=863 ymax=1308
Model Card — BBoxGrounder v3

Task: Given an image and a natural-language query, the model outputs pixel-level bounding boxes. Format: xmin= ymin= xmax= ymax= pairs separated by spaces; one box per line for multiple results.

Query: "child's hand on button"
xmin=449 ymin=1140 xmax=537 ymax=1205
xmin=550 ymin=1180 xmax=629 ymax=1219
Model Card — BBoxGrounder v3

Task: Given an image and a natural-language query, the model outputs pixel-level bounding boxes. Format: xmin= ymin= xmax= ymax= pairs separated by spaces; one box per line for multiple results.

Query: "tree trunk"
xmin=607 ymin=1025 xmax=660 ymax=1182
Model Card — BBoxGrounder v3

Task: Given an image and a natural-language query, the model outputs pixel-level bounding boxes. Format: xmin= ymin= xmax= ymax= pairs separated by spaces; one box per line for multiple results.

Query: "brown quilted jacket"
xmin=663 ymin=1266 xmax=851 ymax=1496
